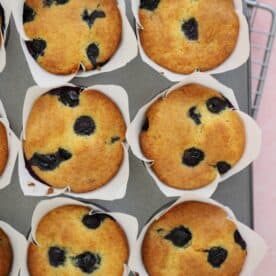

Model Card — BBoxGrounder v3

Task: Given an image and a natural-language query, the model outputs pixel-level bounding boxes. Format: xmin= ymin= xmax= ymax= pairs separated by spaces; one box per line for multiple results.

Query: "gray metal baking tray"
xmin=0 ymin=1 xmax=253 ymax=237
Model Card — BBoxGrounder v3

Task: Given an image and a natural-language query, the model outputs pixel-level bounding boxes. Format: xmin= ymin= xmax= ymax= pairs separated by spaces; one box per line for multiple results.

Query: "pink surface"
xmin=252 ymin=0 xmax=276 ymax=275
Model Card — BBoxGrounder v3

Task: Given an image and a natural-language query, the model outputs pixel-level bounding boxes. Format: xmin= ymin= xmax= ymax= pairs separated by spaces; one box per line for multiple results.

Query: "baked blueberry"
xmin=111 ymin=136 xmax=120 ymax=144
xmin=182 ymin=18 xmax=199 ymax=40
xmin=188 ymin=106 xmax=201 ymax=125
xmin=216 ymin=161 xmax=231 ymax=175
xmin=140 ymin=0 xmax=160 ymax=11
xmin=82 ymin=9 xmax=106 ymax=28
xmin=73 ymin=252 xmax=101 ymax=273
xmin=23 ymin=4 xmax=36 ymax=23
xmin=30 ymin=148 xmax=72 ymax=171
xmin=43 ymin=0 xmax=54 ymax=7
xmin=206 ymin=97 xmax=231 ymax=114
xmin=182 ymin=148 xmax=204 ymax=167
xmin=87 ymin=43 xmax=99 ymax=67
xmin=56 ymin=0 xmax=69 ymax=4
xmin=142 ymin=117 xmax=149 ymax=131
xmin=164 ymin=226 xmax=192 ymax=248
xmin=74 ymin=116 xmax=96 ymax=136
xmin=207 ymin=247 xmax=228 ymax=268
xmin=234 ymin=230 xmax=247 ymax=250
xmin=49 ymin=86 xmax=81 ymax=107
xmin=0 ymin=3 xmax=5 ymax=35
xmin=82 ymin=213 xmax=114 ymax=229
xmin=48 ymin=247 xmax=66 ymax=267
xmin=26 ymin=39 xmax=47 ymax=60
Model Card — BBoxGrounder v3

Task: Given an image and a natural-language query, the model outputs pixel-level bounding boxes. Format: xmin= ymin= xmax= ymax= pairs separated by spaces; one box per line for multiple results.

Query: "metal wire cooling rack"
xmin=246 ymin=0 xmax=276 ymax=118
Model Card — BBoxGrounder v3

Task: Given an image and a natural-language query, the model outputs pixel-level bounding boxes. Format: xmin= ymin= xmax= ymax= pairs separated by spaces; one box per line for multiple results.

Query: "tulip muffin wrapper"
xmin=0 ymin=0 xmax=11 ymax=72
xmin=12 ymin=0 xmax=138 ymax=87
xmin=18 ymin=84 xmax=130 ymax=200
xmin=20 ymin=197 xmax=138 ymax=276
xmin=131 ymin=0 xmax=250 ymax=82
xmin=126 ymin=73 xmax=262 ymax=198
xmin=0 ymin=221 xmax=28 ymax=276
xmin=129 ymin=195 xmax=267 ymax=276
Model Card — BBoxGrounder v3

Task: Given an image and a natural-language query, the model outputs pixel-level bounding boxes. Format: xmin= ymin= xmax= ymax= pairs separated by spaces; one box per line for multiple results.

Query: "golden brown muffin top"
xmin=0 ymin=121 xmax=9 ymax=176
xmin=142 ymin=201 xmax=247 ymax=276
xmin=24 ymin=87 xmax=126 ymax=193
xmin=140 ymin=84 xmax=245 ymax=190
xmin=28 ymin=205 xmax=129 ymax=276
xmin=0 ymin=227 xmax=13 ymax=276
xmin=139 ymin=0 xmax=239 ymax=74
xmin=23 ymin=0 xmax=122 ymax=75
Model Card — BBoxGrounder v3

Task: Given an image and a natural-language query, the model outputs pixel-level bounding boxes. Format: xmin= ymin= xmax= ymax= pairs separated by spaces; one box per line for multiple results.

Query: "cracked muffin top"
xmin=140 ymin=84 xmax=245 ymax=190
xmin=23 ymin=86 xmax=126 ymax=193
xmin=142 ymin=201 xmax=247 ymax=276
xmin=139 ymin=0 xmax=239 ymax=74
xmin=28 ymin=205 xmax=129 ymax=276
xmin=23 ymin=0 xmax=122 ymax=75
xmin=0 ymin=227 xmax=13 ymax=276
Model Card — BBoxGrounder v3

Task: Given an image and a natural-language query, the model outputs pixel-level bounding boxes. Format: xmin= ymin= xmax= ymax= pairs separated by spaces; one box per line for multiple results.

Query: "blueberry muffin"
xmin=23 ymin=0 xmax=122 ymax=75
xmin=28 ymin=205 xmax=129 ymax=275
xmin=142 ymin=201 xmax=247 ymax=276
xmin=140 ymin=84 xmax=245 ymax=190
xmin=23 ymin=86 xmax=126 ymax=193
xmin=0 ymin=227 xmax=13 ymax=276
xmin=0 ymin=3 xmax=5 ymax=46
xmin=139 ymin=0 xmax=239 ymax=74
xmin=0 ymin=122 xmax=8 ymax=176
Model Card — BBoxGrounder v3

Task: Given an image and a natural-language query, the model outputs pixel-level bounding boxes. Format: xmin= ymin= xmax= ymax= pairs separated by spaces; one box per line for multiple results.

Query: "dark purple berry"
xmin=140 ymin=0 xmax=160 ymax=11
xmin=74 ymin=116 xmax=96 ymax=136
xmin=73 ymin=252 xmax=101 ymax=273
xmin=26 ymin=39 xmax=47 ymax=60
xmin=234 ymin=230 xmax=247 ymax=250
xmin=49 ymin=86 xmax=81 ymax=107
xmin=82 ymin=9 xmax=105 ymax=28
xmin=216 ymin=161 xmax=231 ymax=175
xmin=82 ymin=213 xmax=114 ymax=229
xmin=23 ymin=4 xmax=36 ymax=23
xmin=48 ymin=247 xmax=66 ymax=267
xmin=142 ymin=117 xmax=149 ymax=131
xmin=182 ymin=18 xmax=198 ymax=40
xmin=206 ymin=247 xmax=228 ymax=268
xmin=182 ymin=148 xmax=204 ymax=167
xmin=87 ymin=43 xmax=99 ymax=67
xmin=0 ymin=4 xmax=5 ymax=35
xmin=111 ymin=136 xmax=120 ymax=144
xmin=165 ymin=226 xmax=192 ymax=248
xmin=206 ymin=97 xmax=232 ymax=114
xmin=188 ymin=106 xmax=201 ymax=125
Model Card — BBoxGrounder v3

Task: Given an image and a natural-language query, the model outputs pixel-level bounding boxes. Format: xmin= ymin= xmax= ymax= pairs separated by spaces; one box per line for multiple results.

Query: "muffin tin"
xmin=0 ymin=1 xmax=266 ymax=275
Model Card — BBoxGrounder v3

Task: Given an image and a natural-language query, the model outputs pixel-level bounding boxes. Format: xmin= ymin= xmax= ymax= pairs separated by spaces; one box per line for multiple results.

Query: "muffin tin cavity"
xmin=74 ymin=116 xmax=96 ymax=136
xmin=29 ymin=148 xmax=72 ymax=171
xmin=182 ymin=147 xmax=205 ymax=167
xmin=164 ymin=226 xmax=192 ymax=248
xmin=25 ymin=39 xmax=47 ymax=60
xmin=48 ymin=246 xmax=66 ymax=267
xmin=140 ymin=0 xmax=160 ymax=11
xmin=181 ymin=18 xmax=199 ymax=41
xmin=72 ymin=252 xmax=101 ymax=273
xmin=82 ymin=213 xmax=114 ymax=230
xmin=206 ymin=246 xmax=228 ymax=268
xmin=234 ymin=230 xmax=247 ymax=250
xmin=82 ymin=9 xmax=106 ymax=29
xmin=23 ymin=4 xmax=36 ymax=23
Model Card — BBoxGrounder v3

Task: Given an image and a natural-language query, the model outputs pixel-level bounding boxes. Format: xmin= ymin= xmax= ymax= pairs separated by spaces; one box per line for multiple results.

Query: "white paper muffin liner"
xmin=0 ymin=0 xmax=11 ymax=73
xmin=11 ymin=0 xmax=138 ymax=87
xmin=126 ymin=72 xmax=262 ymax=198
xmin=0 ymin=221 xmax=27 ymax=276
xmin=0 ymin=99 xmax=20 ymax=190
xmin=131 ymin=0 xmax=250 ymax=81
xmin=18 ymin=84 xmax=130 ymax=200
xmin=20 ymin=197 xmax=138 ymax=276
xmin=129 ymin=195 xmax=267 ymax=276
